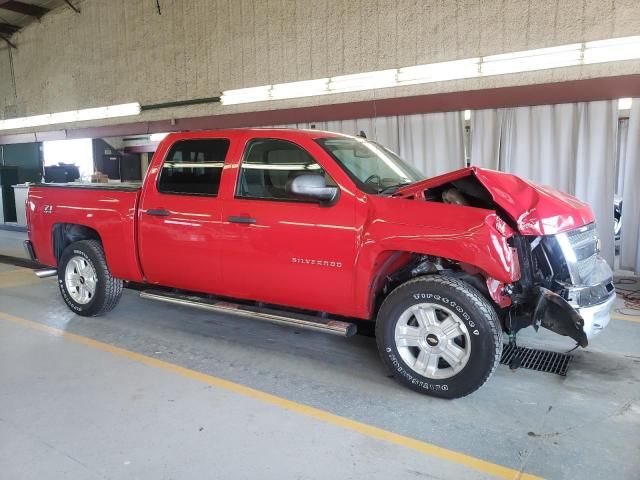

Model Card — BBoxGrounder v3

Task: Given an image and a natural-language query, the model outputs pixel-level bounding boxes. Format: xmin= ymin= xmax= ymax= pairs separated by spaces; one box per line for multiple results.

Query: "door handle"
xmin=145 ymin=209 xmax=171 ymax=217
xmin=227 ymin=215 xmax=256 ymax=224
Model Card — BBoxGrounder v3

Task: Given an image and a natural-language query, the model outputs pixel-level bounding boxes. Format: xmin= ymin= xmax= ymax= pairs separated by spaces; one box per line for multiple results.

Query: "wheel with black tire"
xmin=376 ymin=275 xmax=502 ymax=399
xmin=57 ymin=240 xmax=123 ymax=317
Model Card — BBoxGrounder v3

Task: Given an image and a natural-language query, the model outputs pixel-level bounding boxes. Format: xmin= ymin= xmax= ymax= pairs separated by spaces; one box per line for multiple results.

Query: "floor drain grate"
xmin=500 ymin=343 xmax=573 ymax=376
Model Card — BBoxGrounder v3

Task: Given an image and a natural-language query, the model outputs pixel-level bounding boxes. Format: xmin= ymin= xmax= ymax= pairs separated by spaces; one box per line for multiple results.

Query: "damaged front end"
xmin=394 ymin=167 xmax=615 ymax=347
xmin=515 ymin=223 xmax=615 ymax=347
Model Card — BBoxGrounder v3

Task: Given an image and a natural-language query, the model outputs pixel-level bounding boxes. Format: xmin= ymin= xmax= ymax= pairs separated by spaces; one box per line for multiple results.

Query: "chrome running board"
xmin=35 ymin=269 xmax=57 ymax=278
xmin=140 ymin=290 xmax=357 ymax=337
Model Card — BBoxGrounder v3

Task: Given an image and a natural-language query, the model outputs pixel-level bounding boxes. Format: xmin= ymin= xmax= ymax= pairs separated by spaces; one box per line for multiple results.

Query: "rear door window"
xmin=158 ymin=139 xmax=230 ymax=195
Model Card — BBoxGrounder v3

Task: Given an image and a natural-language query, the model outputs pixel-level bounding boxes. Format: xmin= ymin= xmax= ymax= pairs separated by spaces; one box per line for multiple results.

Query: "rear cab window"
xmin=158 ymin=139 xmax=230 ymax=195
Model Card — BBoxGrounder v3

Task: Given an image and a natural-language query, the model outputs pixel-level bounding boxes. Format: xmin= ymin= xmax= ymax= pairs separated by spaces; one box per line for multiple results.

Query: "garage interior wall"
xmin=620 ymin=99 xmax=640 ymax=274
xmin=1 ymin=0 xmax=640 ymax=132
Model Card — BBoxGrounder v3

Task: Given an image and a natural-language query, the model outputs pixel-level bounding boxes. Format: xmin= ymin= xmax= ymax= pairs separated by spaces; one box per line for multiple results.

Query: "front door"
xmin=138 ymin=137 xmax=231 ymax=293
xmin=221 ymin=137 xmax=358 ymax=315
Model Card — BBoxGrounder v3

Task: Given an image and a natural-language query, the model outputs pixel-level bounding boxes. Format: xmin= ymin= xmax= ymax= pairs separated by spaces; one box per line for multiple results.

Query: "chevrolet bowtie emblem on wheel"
xmin=291 ymin=257 xmax=342 ymax=268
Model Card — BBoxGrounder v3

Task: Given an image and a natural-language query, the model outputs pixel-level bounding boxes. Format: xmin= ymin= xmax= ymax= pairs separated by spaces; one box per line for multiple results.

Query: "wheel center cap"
xmin=79 ymin=277 xmax=85 ymax=284
xmin=425 ymin=333 xmax=439 ymax=347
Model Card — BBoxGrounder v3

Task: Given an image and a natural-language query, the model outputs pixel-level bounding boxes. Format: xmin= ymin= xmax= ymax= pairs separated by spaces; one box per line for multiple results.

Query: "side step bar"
xmin=35 ymin=269 xmax=57 ymax=278
xmin=140 ymin=290 xmax=357 ymax=337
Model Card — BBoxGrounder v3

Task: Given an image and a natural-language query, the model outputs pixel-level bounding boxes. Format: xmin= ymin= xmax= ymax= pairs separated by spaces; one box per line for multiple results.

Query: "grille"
xmin=500 ymin=343 xmax=573 ymax=376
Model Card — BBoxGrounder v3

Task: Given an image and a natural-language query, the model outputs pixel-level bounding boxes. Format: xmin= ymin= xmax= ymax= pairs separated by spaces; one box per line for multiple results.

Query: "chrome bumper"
xmin=577 ymin=292 xmax=615 ymax=340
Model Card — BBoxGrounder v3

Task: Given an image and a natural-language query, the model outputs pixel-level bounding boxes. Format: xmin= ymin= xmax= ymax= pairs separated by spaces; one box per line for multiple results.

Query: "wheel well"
xmin=52 ymin=223 xmax=102 ymax=262
xmin=372 ymin=253 xmax=493 ymax=318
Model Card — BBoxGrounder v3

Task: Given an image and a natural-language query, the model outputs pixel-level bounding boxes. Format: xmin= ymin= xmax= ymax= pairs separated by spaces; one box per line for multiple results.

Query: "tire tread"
xmin=59 ymin=240 xmax=123 ymax=316
xmin=376 ymin=275 xmax=503 ymax=398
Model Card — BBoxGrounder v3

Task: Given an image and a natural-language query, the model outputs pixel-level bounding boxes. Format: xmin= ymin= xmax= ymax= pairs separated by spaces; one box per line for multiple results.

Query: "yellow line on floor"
xmin=0 ymin=311 xmax=541 ymax=480
xmin=611 ymin=313 xmax=640 ymax=324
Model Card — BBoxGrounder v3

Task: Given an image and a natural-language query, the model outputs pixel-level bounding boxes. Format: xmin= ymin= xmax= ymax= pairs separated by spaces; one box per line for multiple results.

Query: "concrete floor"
xmin=0 ymin=228 xmax=29 ymax=259
xmin=0 ymin=232 xmax=639 ymax=479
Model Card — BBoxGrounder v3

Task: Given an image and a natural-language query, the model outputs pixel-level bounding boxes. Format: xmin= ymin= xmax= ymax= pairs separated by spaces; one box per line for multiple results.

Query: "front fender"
xmin=353 ymin=199 xmax=519 ymax=318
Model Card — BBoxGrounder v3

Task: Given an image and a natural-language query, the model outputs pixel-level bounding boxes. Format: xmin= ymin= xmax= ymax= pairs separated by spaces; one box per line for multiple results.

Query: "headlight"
xmin=556 ymin=224 xmax=601 ymax=285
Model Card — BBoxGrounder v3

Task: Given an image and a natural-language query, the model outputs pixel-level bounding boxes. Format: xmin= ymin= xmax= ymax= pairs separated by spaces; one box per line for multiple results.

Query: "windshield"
xmin=316 ymin=137 xmax=424 ymax=194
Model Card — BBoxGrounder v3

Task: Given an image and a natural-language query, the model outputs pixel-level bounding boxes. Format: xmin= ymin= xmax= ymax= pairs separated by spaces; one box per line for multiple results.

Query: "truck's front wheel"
xmin=376 ymin=276 xmax=502 ymax=399
xmin=58 ymin=240 xmax=123 ymax=316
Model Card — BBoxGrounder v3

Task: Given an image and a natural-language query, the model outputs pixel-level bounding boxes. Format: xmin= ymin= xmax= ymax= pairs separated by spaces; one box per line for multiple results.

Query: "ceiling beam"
xmin=0 ymin=1 xmax=49 ymax=18
xmin=0 ymin=22 xmax=20 ymax=35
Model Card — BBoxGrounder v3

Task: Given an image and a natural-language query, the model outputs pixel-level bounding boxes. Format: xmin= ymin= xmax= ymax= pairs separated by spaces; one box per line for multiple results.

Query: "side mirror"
xmin=286 ymin=173 xmax=339 ymax=204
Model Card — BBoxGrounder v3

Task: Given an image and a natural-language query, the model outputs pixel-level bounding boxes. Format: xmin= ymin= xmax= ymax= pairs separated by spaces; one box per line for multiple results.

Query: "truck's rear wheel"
xmin=58 ymin=240 xmax=123 ymax=316
xmin=376 ymin=275 xmax=502 ymax=399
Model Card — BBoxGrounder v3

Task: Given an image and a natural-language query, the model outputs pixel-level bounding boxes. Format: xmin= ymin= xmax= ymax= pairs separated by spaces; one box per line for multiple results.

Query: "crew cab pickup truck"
xmin=25 ymin=128 xmax=616 ymax=398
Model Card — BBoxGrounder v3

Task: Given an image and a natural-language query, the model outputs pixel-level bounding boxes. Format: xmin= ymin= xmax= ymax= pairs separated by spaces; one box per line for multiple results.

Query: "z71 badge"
xmin=43 ymin=205 xmax=54 ymax=214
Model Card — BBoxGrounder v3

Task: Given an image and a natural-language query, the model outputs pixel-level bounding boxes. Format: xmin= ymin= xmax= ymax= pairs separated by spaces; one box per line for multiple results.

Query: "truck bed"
xmin=27 ymin=183 xmax=143 ymax=282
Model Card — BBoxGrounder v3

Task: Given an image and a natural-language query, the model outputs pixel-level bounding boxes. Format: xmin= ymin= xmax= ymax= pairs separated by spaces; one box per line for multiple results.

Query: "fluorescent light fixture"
xmin=218 ymin=35 xmax=640 ymax=105
xmin=0 ymin=102 xmax=141 ymax=131
xmin=328 ymin=69 xmax=397 ymax=93
xmin=150 ymin=132 xmax=170 ymax=142
xmin=618 ymin=98 xmax=632 ymax=110
xmin=464 ymin=110 xmax=471 ymax=121
xmin=584 ymin=35 xmax=640 ymax=64
xmin=220 ymin=86 xmax=272 ymax=105
xmin=271 ymin=78 xmax=329 ymax=99
xmin=398 ymin=58 xmax=479 ymax=84
xmin=482 ymin=44 xmax=582 ymax=75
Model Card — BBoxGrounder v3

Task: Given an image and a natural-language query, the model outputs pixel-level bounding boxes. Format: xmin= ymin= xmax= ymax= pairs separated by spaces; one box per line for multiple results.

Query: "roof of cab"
xmin=162 ymin=128 xmax=357 ymax=142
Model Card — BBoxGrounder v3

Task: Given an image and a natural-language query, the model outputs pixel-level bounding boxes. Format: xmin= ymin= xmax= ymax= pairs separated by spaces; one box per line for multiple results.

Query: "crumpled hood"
xmin=395 ymin=167 xmax=594 ymax=236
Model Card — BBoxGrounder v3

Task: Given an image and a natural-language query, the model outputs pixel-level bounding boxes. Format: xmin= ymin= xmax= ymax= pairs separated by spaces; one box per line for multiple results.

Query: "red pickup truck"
xmin=25 ymin=128 xmax=615 ymax=398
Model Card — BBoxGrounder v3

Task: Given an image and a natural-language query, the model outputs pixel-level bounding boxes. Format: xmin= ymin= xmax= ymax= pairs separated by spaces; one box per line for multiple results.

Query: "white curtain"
xmin=398 ymin=112 xmax=465 ymax=177
xmin=573 ymin=101 xmax=618 ymax=266
xmin=501 ymin=104 xmax=582 ymax=194
xmin=470 ymin=109 xmax=503 ymax=169
xmin=620 ymin=99 xmax=640 ymax=274
xmin=271 ymin=117 xmax=399 ymax=153
xmin=270 ymin=112 xmax=465 ymax=177
xmin=325 ymin=117 xmax=401 ymax=153
xmin=616 ymin=118 xmax=629 ymax=196
xmin=471 ymin=101 xmax=617 ymax=266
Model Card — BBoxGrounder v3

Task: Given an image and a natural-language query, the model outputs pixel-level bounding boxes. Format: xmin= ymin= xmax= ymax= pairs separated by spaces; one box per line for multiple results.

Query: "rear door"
xmin=138 ymin=136 xmax=233 ymax=292
xmin=219 ymin=135 xmax=359 ymax=315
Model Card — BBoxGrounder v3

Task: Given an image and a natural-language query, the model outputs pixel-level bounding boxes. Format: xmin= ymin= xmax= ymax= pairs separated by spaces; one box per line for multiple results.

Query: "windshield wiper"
xmin=379 ymin=182 xmax=413 ymax=195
